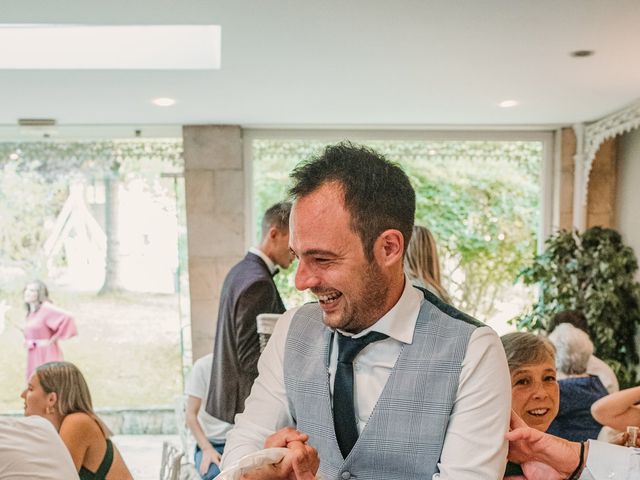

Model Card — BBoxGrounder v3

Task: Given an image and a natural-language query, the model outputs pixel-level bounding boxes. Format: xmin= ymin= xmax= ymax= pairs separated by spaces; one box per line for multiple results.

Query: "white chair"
xmin=174 ymin=395 xmax=195 ymax=461
xmin=180 ymin=463 xmax=201 ymax=480
xmin=159 ymin=441 xmax=184 ymax=480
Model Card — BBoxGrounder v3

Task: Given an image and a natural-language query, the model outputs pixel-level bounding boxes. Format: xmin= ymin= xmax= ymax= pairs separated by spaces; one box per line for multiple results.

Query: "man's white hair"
xmin=548 ymin=322 xmax=593 ymax=375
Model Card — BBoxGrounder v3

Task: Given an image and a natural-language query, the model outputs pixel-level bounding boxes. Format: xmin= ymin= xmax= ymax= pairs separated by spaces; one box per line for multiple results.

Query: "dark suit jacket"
xmin=205 ymin=252 xmax=285 ymax=423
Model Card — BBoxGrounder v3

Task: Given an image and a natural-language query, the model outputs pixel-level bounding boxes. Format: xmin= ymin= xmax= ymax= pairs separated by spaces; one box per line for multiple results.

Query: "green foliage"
xmin=0 ymin=162 xmax=67 ymax=275
xmin=396 ymin=143 xmax=539 ymax=318
xmin=253 ymin=139 xmax=541 ymax=320
xmin=514 ymin=227 xmax=640 ymax=388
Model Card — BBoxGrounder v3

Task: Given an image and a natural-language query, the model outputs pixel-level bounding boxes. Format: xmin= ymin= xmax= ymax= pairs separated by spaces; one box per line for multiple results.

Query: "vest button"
xmin=341 ymin=472 xmax=351 ymax=479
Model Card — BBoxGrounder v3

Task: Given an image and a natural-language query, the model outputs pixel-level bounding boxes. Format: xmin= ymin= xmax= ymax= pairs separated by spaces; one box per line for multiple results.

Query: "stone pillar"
xmin=586 ymin=137 xmax=617 ymax=228
xmin=559 ymin=127 xmax=576 ymax=230
xmin=183 ymin=125 xmax=245 ymax=361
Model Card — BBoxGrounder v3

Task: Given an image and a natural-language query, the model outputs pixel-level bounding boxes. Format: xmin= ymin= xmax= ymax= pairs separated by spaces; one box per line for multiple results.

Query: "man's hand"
xmin=264 ymin=427 xmax=309 ymax=448
xmin=239 ymin=428 xmax=319 ymax=480
xmin=199 ymin=447 xmax=222 ymax=476
xmin=505 ymin=411 xmax=583 ymax=479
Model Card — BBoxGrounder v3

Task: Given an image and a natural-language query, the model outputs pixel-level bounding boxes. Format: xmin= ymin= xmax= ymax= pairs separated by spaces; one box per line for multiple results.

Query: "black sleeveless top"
xmin=79 ymin=438 xmax=114 ymax=480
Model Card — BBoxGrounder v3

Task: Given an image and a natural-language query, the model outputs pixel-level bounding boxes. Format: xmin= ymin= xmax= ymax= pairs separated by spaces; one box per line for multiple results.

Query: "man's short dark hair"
xmin=288 ymin=142 xmax=415 ymax=260
xmin=261 ymin=201 xmax=292 ymax=238
xmin=548 ymin=310 xmax=589 ymax=334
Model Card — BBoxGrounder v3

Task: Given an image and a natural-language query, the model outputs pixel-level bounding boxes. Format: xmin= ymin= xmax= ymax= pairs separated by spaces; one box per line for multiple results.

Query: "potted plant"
xmin=514 ymin=227 xmax=640 ymax=388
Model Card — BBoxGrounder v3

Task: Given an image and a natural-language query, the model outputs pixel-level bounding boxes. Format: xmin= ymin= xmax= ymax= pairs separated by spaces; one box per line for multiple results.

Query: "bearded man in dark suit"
xmin=206 ymin=201 xmax=293 ymax=424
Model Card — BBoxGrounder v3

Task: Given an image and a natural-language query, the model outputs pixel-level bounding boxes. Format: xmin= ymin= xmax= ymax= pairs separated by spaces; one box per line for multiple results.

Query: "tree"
xmin=99 ymin=160 xmax=123 ymax=293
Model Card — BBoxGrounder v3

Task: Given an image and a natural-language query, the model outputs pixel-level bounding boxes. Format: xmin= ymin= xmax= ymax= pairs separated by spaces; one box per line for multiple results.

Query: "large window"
xmin=0 ymin=139 xmax=189 ymax=412
xmin=251 ymin=133 xmax=549 ymax=333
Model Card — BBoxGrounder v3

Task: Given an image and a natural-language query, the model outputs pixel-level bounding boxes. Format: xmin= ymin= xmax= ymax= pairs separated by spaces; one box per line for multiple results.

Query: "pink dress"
xmin=23 ymin=301 xmax=78 ymax=380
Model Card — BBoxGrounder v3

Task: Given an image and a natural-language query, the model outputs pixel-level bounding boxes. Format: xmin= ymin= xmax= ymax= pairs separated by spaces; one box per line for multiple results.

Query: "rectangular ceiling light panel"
xmin=0 ymin=25 xmax=221 ymax=69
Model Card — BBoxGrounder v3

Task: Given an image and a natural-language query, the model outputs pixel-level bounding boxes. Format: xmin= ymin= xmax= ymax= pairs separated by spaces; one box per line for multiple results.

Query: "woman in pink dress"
xmin=23 ymin=280 xmax=78 ymax=380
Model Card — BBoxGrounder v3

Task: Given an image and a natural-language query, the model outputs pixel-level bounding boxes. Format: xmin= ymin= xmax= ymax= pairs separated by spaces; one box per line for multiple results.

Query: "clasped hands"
xmin=239 ymin=427 xmax=319 ymax=480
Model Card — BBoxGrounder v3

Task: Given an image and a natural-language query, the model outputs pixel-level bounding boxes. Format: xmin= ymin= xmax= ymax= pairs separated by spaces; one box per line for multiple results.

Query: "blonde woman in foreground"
xmin=21 ymin=361 xmax=133 ymax=480
xmin=404 ymin=225 xmax=451 ymax=303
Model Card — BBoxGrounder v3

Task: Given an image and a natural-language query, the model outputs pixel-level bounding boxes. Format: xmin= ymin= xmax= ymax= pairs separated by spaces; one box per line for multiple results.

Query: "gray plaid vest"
xmin=283 ymin=289 xmax=482 ymax=480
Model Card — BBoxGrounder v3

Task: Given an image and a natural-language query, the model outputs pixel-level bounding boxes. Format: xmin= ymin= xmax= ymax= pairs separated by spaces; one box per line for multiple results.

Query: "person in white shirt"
xmin=186 ymin=353 xmax=234 ymax=479
xmin=0 ymin=415 xmax=79 ymax=479
xmin=220 ymin=142 xmax=511 ymax=479
xmin=506 ymin=411 xmax=640 ymax=479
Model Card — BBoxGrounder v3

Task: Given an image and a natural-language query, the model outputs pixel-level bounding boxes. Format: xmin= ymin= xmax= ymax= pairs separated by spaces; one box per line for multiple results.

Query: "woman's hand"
xmin=609 ymin=431 xmax=640 ymax=447
xmin=199 ymin=447 xmax=222 ymax=476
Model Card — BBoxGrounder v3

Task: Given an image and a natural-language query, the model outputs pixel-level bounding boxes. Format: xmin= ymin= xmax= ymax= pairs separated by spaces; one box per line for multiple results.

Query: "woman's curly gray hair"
xmin=548 ymin=323 xmax=593 ymax=375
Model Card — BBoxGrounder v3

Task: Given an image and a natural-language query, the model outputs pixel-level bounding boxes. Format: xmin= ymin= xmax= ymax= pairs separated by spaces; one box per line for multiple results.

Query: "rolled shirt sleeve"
xmin=581 ymin=440 xmax=639 ymax=479
xmin=433 ymin=327 xmax=512 ymax=479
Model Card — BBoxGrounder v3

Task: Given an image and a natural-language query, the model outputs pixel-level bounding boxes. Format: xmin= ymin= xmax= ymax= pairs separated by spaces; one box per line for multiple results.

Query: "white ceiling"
xmin=1 ymin=0 xmax=639 ymax=135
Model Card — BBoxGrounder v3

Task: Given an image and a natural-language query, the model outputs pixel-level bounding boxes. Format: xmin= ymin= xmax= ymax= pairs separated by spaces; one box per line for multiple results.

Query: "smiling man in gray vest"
xmin=221 ymin=143 xmax=511 ymax=479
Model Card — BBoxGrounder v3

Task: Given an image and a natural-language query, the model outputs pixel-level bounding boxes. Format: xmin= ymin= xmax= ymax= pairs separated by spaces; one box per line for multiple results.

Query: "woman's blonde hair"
xmin=404 ymin=225 xmax=451 ymax=303
xmin=35 ymin=361 xmax=110 ymax=437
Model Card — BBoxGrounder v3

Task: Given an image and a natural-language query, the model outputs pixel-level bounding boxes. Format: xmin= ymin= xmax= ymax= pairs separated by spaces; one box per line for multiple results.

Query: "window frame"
xmin=243 ymin=128 xmax=556 ymax=253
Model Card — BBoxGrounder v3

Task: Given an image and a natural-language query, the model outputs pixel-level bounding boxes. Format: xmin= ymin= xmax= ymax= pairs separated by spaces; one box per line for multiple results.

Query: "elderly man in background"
xmin=546 ymin=323 xmax=608 ymax=442
xmin=221 ymin=143 xmax=511 ymax=479
xmin=548 ymin=310 xmax=619 ymax=394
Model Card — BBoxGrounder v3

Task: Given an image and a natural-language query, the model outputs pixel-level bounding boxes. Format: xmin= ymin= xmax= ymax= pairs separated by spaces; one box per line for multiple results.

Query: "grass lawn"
xmin=0 ymin=290 xmax=184 ymax=412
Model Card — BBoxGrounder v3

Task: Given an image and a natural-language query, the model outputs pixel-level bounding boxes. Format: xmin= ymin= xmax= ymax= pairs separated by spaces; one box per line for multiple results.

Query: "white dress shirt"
xmin=222 ymin=280 xmax=511 ymax=479
xmin=581 ymin=440 xmax=640 ymax=479
xmin=248 ymin=247 xmax=278 ymax=275
xmin=0 ymin=415 xmax=79 ymax=479
xmin=587 ymin=355 xmax=619 ymax=393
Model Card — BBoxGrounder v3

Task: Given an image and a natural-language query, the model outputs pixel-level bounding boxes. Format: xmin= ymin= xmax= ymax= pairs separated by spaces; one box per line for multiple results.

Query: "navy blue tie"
xmin=333 ymin=330 xmax=388 ymax=458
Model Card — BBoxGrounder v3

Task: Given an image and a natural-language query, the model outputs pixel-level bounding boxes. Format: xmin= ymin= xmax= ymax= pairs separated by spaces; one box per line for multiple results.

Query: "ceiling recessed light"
xmin=498 ymin=100 xmax=519 ymax=108
xmin=152 ymin=97 xmax=176 ymax=107
xmin=570 ymin=50 xmax=595 ymax=58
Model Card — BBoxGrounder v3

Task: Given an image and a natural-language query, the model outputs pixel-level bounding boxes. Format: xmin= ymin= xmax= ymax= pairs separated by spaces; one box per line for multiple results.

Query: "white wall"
xmin=616 ymin=127 xmax=640 ymax=281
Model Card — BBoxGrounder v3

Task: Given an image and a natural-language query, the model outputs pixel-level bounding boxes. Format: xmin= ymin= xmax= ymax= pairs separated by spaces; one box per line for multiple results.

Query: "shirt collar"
xmin=339 ymin=275 xmax=422 ymax=345
xmin=249 ymin=246 xmax=278 ymax=275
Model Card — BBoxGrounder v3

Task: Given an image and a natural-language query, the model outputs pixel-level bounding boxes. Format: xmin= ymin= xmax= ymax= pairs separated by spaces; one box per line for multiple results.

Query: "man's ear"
xmin=268 ymin=226 xmax=279 ymax=239
xmin=374 ymin=229 xmax=404 ymax=267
